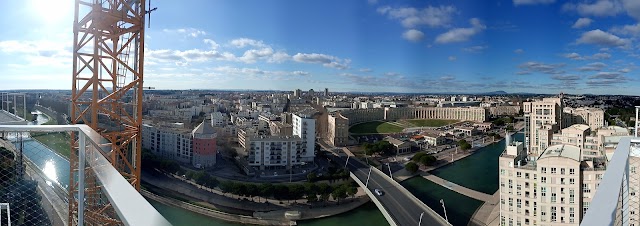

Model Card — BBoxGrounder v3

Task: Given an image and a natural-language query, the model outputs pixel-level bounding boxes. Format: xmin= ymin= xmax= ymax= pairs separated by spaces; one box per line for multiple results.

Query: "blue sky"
xmin=0 ymin=0 xmax=639 ymax=95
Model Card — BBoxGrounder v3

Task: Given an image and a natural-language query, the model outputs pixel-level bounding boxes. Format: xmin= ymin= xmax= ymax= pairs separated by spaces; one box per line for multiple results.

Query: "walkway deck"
xmin=422 ymin=174 xmax=493 ymax=202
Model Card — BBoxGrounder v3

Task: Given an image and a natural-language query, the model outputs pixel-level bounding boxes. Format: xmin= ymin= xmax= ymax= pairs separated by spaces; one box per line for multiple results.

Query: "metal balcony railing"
xmin=0 ymin=125 xmax=170 ymax=226
xmin=581 ymin=137 xmax=640 ymax=226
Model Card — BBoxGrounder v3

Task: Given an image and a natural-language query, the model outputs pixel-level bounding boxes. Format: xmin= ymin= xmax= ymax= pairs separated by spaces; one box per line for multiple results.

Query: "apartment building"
xmin=292 ymin=113 xmax=316 ymax=163
xmin=500 ymin=124 xmax=631 ymax=226
xmin=384 ymin=107 xmax=488 ymax=122
xmin=142 ymin=122 xmax=193 ymax=163
xmin=211 ymin=111 xmax=227 ymax=127
xmin=499 ymin=138 xmax=606 ymax=226
xmin=327 ymin=112 xmax=349 ymax=147
xmin=245 ymin=136 xmax=304 ymax=170
xmin=523 ymin=97 xmax=564 ymax=156
xmin=142 ymin=120 xmax=218 ymax=168
xmin=563 ymin=107 xmax=605 ymax=131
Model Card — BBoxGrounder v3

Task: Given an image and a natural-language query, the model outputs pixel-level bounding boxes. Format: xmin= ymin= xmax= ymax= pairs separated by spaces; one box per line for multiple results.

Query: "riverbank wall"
xmin=142 ymin=190 xmax=294 ymax=225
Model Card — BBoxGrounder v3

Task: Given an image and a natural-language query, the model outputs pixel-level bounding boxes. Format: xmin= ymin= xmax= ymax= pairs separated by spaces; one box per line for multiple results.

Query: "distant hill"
xmin=480 ymin=91 xmax=508 ymax=95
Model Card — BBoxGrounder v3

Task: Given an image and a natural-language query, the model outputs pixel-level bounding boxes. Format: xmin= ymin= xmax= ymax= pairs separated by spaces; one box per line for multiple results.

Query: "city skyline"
xmin=0 ymin=0 xmax=639 ymax=95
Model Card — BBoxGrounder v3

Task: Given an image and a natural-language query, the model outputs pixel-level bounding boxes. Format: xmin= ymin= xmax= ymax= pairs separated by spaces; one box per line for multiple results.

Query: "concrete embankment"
xmin=142 ymin=190 xmax=295 ymax=226
xmin=143 ymin=172 xmax=372 ymax=224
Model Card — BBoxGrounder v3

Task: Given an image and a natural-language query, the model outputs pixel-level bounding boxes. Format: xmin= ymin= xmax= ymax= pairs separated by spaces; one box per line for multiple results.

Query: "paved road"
xmin=333 ymin=154 xmax=449 ymax=226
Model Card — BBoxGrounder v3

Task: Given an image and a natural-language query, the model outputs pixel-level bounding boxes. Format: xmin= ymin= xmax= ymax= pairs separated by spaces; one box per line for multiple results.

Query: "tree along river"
xmin=15 ymin=112 xmax=521 ymax=226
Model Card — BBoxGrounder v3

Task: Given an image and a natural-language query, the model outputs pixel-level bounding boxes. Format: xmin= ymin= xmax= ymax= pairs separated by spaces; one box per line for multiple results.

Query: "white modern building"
xmin=245 ymin=136 xmax=304 ymax=170
xmin=293 ymin=113 xmax=316 ymax=163
xmin=142 ymin=120 xmax=218 ymax=168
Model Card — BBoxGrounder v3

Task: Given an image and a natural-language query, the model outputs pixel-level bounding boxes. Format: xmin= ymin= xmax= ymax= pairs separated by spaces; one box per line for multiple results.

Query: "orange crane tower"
xmin=70 ymin=0 xmax=150 ymax=224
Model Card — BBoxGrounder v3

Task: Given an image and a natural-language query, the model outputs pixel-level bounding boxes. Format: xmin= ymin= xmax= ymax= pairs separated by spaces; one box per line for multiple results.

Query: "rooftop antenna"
xmin=146 ymin=0 xmax=158 ymax=28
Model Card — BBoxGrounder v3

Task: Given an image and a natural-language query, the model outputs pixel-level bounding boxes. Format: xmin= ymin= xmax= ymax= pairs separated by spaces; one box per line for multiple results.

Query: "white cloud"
xmin=591 ymin=52 xmax=612 ymax=59
xmin=0 ymin=40 xmax=72 ymax=68
xmin=163 ymin=28 xmax=207 ymax=37
xmin=576 ymin=29 xmax=630 ymax=47
xmin=564 ymin=52 xmax=584 ymax=60
xmin=448 ymin=56 xmax=457 ymax=61
xmin=238 ymin=47 xmax=275 ymax=64
xmin=229 ymin=38 xmax=267 ymax=48
xmin=518 ymin=61 xmax=566 ymax=74
xmin=513 ymin=0 xmax=555 ymax=6
xmin=360 ymin=68 xmax=373 ymax=72
xmin=463 ymin=45 xmax=489 ymax=53
xmin=611 ymin=23 xmax=640 ymax=36
xmin=622 ymin=0 xmax=640 ymax=20
xmin=203 ymin=39 xmax=219 ymax=49
xmin=550 ymin=74 xmax=581 ymax=81
xmin=377 ymin=5 xmax=457 ymax=28
xmin=514 ymin=49 xmax=525 ymax=54
xmin=402 ymin=29 xmax=425 ymax=42
xmin=440 ymin=75 xmax=456 ymax=81
xmin=211 ymin=66 xmax=310 ymax=78
xmin=268 ymin=52 xmax=291 ymax=63
xmin=590 ymin=71 xmax=625 ymax=79
xmin=292 ymin=53 xmax=350 ymax=69
xmin=147 ymin=48 xmax=236 ymax=64
xmin=572 ymin=18 xmax=593 ymax=29
xmin=435 ymin=18 xmax=486 ymax=44
xmin=563 ymin=0 xmax=624 ymax=17
xmin=579 ymin=62 xmax=607 ymax=71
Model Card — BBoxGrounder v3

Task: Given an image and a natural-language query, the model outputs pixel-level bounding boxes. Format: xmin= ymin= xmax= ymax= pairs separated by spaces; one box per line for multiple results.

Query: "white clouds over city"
xmin=435 ymin=18 xmax=486 ymax=44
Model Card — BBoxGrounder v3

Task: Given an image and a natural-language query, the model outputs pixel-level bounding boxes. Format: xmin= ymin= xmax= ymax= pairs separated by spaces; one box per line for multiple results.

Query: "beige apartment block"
xmin=563 ymin=107 xmax=605 ymax=131
xmin=523 ymin=97 xmax=563 ymax=156
xmin=500 ymin=141 xmax=606 ymax=226
xmin=327 ymin=112 xmax=349 ymax=147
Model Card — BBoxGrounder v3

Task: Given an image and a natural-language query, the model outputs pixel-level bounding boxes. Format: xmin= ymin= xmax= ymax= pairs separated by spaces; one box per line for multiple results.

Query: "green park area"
xmin=31 ymin=132 xmax=71 ymax=159
xmin=406 ymin=119 xmax=458 ymax=127
xmin=30 ymin=112 xmax=71 ymax=159
xmin=349 ymin=121 xmax=403 ymax=134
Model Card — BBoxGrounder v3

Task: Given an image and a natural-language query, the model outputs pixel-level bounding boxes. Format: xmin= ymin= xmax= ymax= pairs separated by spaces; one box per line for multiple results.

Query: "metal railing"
xmin=0 ymin=203 xmax=10 ymax=226
xmin=581 ymin=137 xmax=640 ymax=226
xmin=0 ymin=125 xmax=170 ymax=226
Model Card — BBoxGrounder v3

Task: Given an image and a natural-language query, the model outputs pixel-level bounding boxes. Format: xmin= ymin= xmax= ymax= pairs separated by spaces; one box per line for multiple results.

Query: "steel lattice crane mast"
xmin=70 ymin=0 xmax=151 ymax=224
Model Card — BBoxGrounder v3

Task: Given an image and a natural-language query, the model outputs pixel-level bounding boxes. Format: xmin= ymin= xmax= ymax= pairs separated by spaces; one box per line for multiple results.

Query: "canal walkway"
xmin=421 ymin=174 xmax=493 ymax=202
xmin=468 ymin=191 xmax=500 ymax=226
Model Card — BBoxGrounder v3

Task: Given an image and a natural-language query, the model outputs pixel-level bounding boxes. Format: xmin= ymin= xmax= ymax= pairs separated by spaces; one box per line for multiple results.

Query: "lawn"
xmin=349 ymin=121 xmax=403 ymax=134
xmin=407 ymin=119 xmax=459 ymax=127
xmin=32 ymin=132 xmax=71 ymax=159
xmin=15 ymin=107 xmax=34 ymax=121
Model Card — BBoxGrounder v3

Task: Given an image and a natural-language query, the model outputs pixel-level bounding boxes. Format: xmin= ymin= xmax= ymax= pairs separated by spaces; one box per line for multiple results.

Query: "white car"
xmin=374 ymin=188 xmax=384 ymax=196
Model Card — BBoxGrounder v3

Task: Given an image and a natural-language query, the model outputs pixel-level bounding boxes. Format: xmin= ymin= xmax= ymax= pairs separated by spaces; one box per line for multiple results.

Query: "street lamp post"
xmin=440 ymin=199 xmax=449 ymax=223
xmin=344 ymin=155 xmax=350 ymax=169
xmin=365 ymin=167 xmax=373 ymax=187
xmin=386 ymin=163 xmax=393 ymax=179
xmin=418 ymin=212 xmax=424 ymax=226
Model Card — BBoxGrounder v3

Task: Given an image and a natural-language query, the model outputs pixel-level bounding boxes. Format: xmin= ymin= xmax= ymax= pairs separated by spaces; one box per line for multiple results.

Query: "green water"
xmin=299 ymin=202 xmax=388 ymax=226
xmin=401 ymin=178 xmax=484 ymax=226
xmin=430 ymin=132 xmax=524 ymax=194
xmin=148 ymin=198 xmax=388 ymax=226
